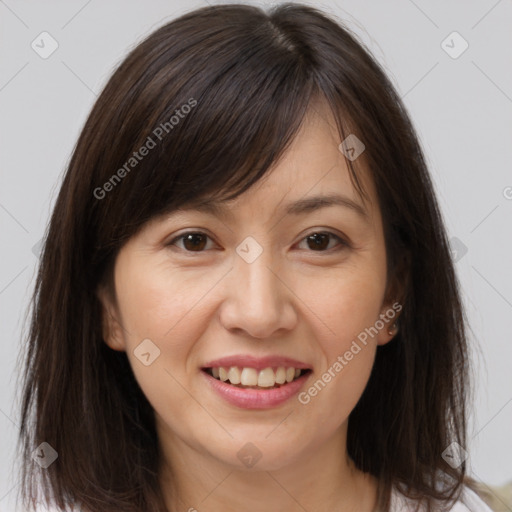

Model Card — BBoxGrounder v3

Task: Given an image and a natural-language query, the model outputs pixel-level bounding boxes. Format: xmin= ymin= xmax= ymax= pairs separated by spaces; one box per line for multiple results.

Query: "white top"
xmin=391 ymin=484 xmax=494 ymax=511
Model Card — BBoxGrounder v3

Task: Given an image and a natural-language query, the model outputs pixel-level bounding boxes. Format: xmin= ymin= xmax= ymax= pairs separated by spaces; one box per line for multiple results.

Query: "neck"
xmin=158 ymin=421 xmax=378 ymax=512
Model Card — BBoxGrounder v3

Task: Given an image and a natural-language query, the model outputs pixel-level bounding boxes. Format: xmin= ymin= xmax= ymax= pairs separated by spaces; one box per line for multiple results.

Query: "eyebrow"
xmin=283 ymin=193 xmax=369 ymax=220
xmin=180 ymin=193 xmax=370 ymax=222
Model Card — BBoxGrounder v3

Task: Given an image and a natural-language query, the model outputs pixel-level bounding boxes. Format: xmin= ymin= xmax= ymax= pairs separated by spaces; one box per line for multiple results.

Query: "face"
xmin=99 ymin=100 xmax=400 ymax=476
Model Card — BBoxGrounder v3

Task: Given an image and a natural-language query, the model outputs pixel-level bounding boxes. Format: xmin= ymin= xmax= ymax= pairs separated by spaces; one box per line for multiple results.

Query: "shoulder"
xmin=391 ymin=484 xmax=494 ymax=511
xmin=451 ymin=486 xmax=495 ymax=511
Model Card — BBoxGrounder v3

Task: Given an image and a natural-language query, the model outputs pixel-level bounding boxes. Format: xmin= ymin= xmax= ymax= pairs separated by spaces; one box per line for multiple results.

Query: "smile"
xmin=203 ymin=366 xmax=311 ymax=389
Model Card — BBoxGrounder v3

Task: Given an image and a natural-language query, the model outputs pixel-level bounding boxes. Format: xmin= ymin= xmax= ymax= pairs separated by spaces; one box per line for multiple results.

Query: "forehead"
xmin=176 ymin=101 xmax=378 ymax=225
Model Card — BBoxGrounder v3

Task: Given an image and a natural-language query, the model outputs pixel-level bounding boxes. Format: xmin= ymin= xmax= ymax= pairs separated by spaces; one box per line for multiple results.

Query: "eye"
xmin=296 ymin=231 xmax=348 ymax=252
xmin=168 ymin=230 xmax=348 ymax=253
xmin=169 ymin=231 xmax=216 ymax=252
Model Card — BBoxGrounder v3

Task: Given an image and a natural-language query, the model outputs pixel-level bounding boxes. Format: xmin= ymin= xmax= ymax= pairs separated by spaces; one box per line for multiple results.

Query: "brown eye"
xmin=170 ymin=232 xmax=212 ymax=252
xmin=169 ymin=230 xmax=347 ymax=254
xmin=300 ymin=232 xmax=347 ymax=252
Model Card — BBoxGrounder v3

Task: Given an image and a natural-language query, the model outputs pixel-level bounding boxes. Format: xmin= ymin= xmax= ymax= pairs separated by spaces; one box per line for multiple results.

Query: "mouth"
xmin=201 ymin=366 xmax=312 ymax=390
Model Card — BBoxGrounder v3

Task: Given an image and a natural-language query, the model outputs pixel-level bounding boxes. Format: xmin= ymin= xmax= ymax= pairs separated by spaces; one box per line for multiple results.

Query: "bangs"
xmin=92 ymin=6 xmax=320 ymax=248
xmin=80 ymin=3 xmax=377 ymax=285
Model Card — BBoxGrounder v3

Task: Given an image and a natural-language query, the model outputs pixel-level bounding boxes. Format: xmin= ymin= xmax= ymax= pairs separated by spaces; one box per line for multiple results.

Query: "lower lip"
xmin=201 ymin=370 xmax=311 ymax=409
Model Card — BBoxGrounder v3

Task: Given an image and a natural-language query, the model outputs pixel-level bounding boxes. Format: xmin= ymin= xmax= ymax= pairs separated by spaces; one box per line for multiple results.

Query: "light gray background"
xmin=1 ymin=0 xmax=511 ymax=510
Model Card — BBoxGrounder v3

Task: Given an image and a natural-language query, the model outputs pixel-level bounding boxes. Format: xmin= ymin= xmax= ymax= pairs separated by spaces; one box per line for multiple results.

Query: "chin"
xmin=205 ymin=437 xmax=305 ymax=472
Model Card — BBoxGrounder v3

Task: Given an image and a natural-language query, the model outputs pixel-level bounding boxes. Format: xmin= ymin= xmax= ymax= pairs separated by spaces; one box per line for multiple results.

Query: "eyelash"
xmin=168 ymin=230 xmax=349 ymax=254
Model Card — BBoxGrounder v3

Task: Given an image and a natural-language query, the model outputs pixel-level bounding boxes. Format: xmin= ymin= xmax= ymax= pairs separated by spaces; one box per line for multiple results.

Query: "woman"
xmin=18 ymin=3 xmax=494 ymax=511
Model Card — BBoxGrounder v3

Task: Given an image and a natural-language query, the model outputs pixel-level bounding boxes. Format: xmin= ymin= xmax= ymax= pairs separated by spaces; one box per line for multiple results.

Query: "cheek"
xmin=298 ymin=313 xmax=378 ymax=436
xmin=114 ymin=257 xmax=214 ymax=346
xmin=298 ymin=257 xmax=385 ymax=408
xmin=303 ymin=262 xmax=387 ymax=349
xmin=290 ymin=264 xmax=385 ymax=422
xmin=113 ymin=261 xmax=212 ymax=430
xmin=112 ymin=258 xmax=221 ymax=411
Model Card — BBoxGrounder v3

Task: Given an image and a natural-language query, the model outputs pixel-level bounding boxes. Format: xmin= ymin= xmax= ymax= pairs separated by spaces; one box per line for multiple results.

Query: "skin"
xmin=99 ymin=99 xmax=403 ymax=512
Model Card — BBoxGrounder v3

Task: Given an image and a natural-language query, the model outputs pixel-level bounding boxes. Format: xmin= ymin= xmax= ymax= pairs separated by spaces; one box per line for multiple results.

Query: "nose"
xmin=218 ymin=249 xmax=298 ymax=339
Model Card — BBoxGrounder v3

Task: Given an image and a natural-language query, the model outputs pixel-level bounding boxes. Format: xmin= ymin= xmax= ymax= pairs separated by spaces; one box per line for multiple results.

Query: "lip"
xmin=201 ymin=355 xmax=312 ymax=371
xmin=201 ymin=369 xmax=312 ymax=409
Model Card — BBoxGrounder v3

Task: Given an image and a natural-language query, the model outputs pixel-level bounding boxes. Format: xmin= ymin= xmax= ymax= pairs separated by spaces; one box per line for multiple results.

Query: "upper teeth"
xmin=211 ymin=367 xmax=302 ymax=387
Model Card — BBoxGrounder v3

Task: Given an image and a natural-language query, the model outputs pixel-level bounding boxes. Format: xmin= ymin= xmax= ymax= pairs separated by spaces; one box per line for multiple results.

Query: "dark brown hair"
xmin=18 ymin=3 xmax=478 ymax=511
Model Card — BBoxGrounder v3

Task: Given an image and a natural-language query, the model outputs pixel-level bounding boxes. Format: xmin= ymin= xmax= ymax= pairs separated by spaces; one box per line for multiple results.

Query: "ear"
xmin=376 ymin=250 xmax=409 ymax=347
xmin=96 ymin=284 xmax=127 ymax=352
